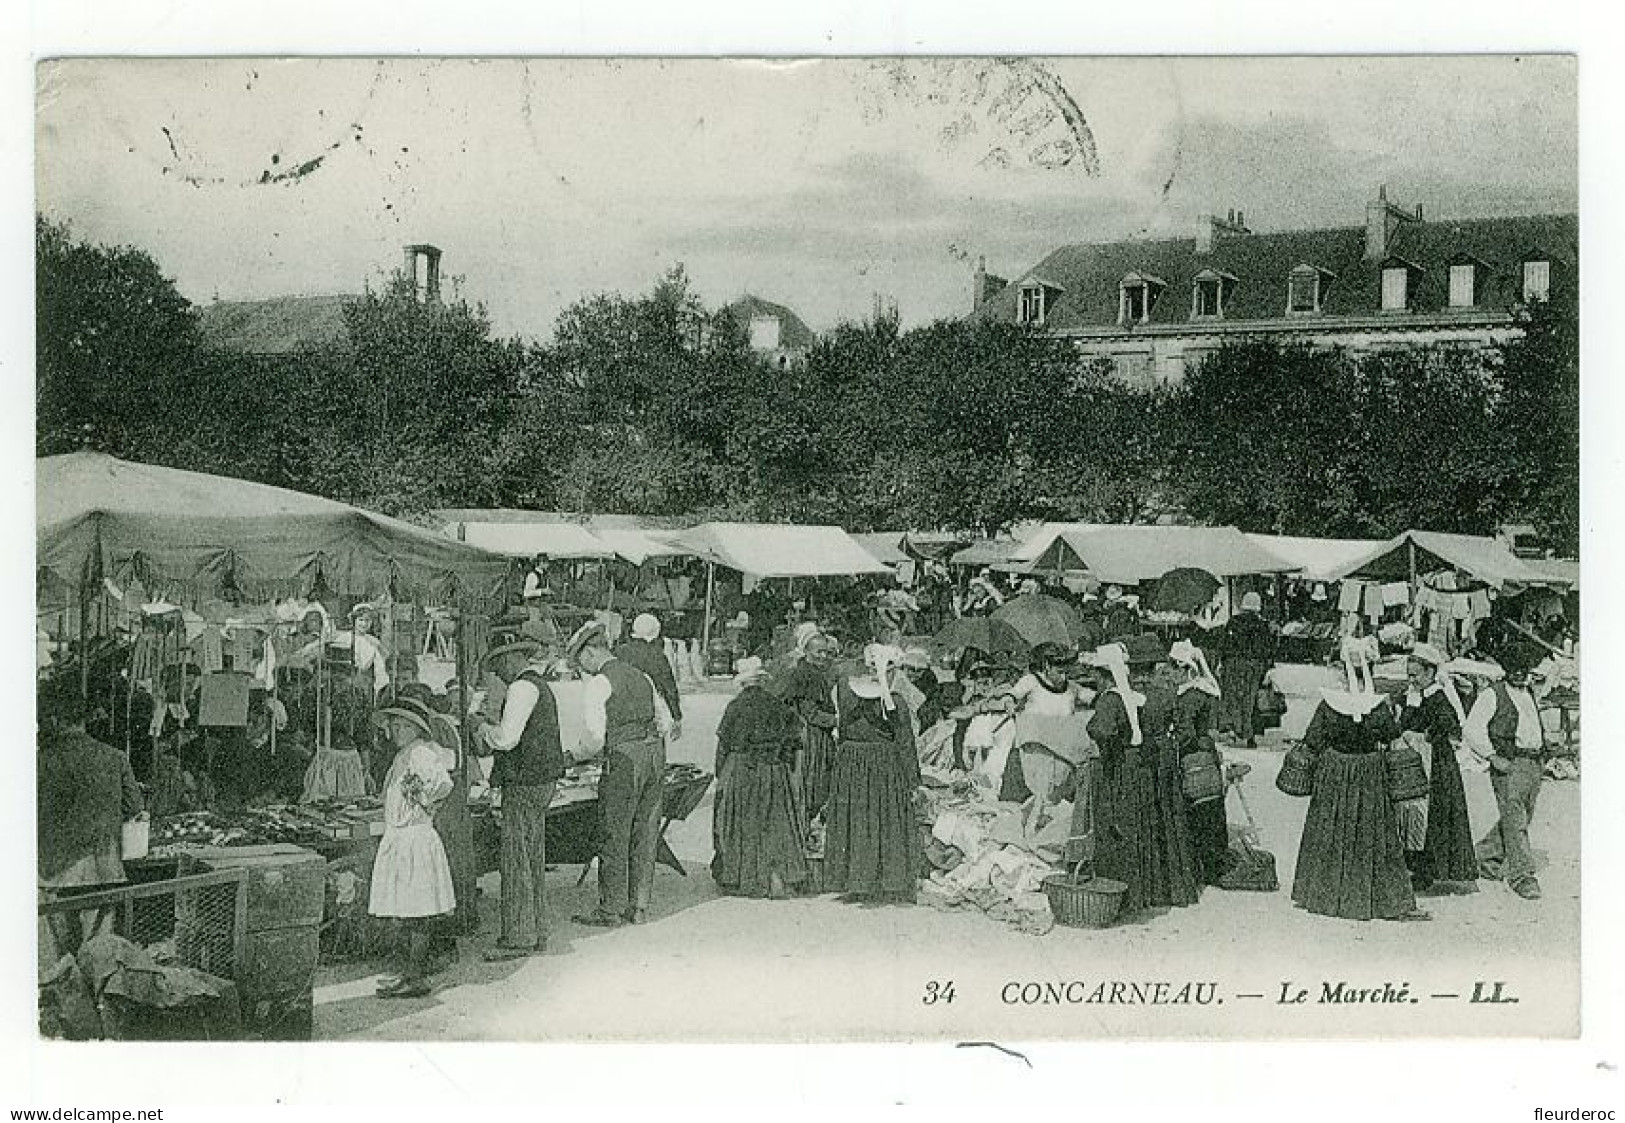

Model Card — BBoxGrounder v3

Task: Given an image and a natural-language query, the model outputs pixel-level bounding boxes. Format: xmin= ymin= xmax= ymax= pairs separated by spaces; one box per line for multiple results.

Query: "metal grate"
xmin=40 ymin=868 xmax=249 ymax=979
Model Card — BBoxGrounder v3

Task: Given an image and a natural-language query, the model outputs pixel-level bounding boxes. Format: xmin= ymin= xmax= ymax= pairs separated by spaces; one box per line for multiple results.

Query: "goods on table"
xmin=150 ymin=799 xmax=384 ymax=856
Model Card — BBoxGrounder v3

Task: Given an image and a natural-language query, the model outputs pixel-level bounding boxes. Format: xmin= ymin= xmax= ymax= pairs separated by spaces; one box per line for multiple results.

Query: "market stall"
xmin=37 ymin=453 xmax=524 ymax=1036
xmin=669 ymin=521 xmax=894 ymax=665
xmin=1243 ymin=533 xmax=1383 ymax=661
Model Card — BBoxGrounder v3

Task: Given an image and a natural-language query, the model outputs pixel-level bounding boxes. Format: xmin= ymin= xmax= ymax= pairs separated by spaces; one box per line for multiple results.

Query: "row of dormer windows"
xmin=1016 ymin=258 xmax=1554 ymax=326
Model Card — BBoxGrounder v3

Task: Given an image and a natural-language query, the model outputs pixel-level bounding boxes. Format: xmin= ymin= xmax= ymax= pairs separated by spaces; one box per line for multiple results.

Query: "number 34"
xmin=922 ymin=980 xmax=957 ymax=1005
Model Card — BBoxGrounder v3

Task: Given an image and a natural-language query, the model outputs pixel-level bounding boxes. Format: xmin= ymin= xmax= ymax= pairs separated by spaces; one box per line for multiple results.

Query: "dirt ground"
xmin=315 ymin=672 xmax=1580 ymax=1041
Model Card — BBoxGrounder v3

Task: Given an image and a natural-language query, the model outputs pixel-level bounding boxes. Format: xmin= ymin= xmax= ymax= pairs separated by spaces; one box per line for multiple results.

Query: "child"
xmin=369 ymin=706 xmax=456 ymax=998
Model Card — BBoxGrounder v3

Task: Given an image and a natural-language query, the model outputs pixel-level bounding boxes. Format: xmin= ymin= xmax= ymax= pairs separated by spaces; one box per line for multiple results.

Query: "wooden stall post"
xmin=700 ymin=560 xmax=716 ymax=654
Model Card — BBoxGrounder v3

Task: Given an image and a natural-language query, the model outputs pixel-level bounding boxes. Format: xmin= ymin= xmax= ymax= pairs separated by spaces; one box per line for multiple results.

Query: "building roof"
xmin=979 ymin=212 xmax=1577 ymax=332
xmin=198 ymin=293 xmax=356 ymax=355
xmin=724 ymin=294 xmax=818 ymax=350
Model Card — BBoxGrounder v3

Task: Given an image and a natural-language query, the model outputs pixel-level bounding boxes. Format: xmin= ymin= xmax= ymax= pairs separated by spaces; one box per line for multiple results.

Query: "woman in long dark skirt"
xmin=711 ymin=657 xmax=811 ymax=898
xmin=1169 ymin=639 xmax=1231 ymax=886
xmin=1399 ymin=644 xmax=1478 ymax=892
xmin=1292 ymin=688 xmax=1430 ymax=922
xmin=824 ymin=645 xmax=921 ymax=903
xmin=1086 ymin=638 xmax=1200 ymax=916
xmin=780 ymin=629 xmax=840 ymax=822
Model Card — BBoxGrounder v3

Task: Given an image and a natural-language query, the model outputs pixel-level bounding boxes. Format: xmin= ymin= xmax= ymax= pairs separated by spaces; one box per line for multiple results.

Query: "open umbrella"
xmin=1148 ymin=567 xmax=1221 ymax=615
xmin=931 ymin=616 xmax=1030 ymax=656
xmin=991 ymin=593 xmax=1087 ymax=649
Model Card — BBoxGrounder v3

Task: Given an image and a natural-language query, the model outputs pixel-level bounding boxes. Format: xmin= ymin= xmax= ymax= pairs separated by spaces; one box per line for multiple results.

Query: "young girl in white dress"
xmin=369 ymin=706 xmax=456 ymax=998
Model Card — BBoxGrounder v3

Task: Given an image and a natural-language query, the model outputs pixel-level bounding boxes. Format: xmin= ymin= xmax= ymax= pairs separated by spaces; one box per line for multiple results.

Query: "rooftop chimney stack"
xmin=1196 ymin=209 xmax=1252 ymax=254
xmin=403 ymin=243 xmax=443 ymax=303
xmin=971 ymin=255 xmax=1008 ymax=311
xmin=1364 ymin=186 xmax=1418 ymax=261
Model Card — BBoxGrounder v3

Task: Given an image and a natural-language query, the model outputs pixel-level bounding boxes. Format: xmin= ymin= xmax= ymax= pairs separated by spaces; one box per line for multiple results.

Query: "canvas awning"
xmin=851 ymin=532 xmax=909 ymax=568
xmin=1244 ymin=533 xmax=1384 ymax=582
xmin=451 ymin=521 xmax=614 ymax=560
xmin=949 ymin=539 xmax=1025 ymax=568
xmin=37 ymin=451 xmax=514 ymax=606
xmin=1325 ymin=530 xmax=1575 ymax=591
xmin=1012 ymin=521 xmax=1106 ymax=563
xmin=591 ymin=528 xmax=691 ymax=567
xmin=670 ymin=522 xmax=892 ymax=579
xmin=1030 ymin=525 xmax=1299 ymax=585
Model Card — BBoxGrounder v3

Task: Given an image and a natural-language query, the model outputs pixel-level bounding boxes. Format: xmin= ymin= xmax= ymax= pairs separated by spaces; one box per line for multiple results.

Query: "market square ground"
xmin=314 ymin=681 xmax=1580 ymax=1041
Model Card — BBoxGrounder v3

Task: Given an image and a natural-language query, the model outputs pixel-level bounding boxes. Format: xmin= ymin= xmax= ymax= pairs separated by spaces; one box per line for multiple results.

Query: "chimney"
xmin=1364 ymin=186 xmax=1418 ymax=261
xmin=1196 ymin=209 xmax=1251 ymax=254
xmin=972 ymin=255 xmax=1008 ymax=310
xmin=403 ymin=243 xmax=443 ymax=303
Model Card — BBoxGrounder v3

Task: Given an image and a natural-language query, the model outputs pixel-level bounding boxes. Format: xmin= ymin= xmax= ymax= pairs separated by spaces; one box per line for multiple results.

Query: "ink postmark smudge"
xmin=864 ymin=58 xmax=1100 ymax=178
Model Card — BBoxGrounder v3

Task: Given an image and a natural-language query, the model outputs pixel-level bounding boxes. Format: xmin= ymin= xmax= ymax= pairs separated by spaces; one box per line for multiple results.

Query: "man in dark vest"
xmin=614 ymin=613 xmax=683 ymax=742
xmin=567 ymin=621 xmax=674 ymax=927
xmin=1465 ymin=645 xmax=1551 ymax=900
xmin=475 ymin=640 xmax=567 ymax=960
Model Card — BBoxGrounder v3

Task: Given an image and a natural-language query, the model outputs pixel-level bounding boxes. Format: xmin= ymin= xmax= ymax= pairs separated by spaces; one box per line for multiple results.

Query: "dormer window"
xmin=1522 ymin=259 xmax=1551 ymax=303
xmin=1287 ymin=264 xmax=1332 ymax=315
xmin=1118 ymin=273 xmax=1165 ymax=325
xmin=1449 ymin=264 xmax=1476 ymax=308
xmin=1380 ymin=257 xmax=1422 ymax=313
xmin=1446 ymin=255 xmax=1490 ymax=309
xmin=1017 ymin=282 xmax=1048 ymax=326
xmin=1191 ymin=268 xmax=1237 ymax=319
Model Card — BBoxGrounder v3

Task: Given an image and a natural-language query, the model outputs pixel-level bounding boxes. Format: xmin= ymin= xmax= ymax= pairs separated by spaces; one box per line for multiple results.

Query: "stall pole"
xmin=77 ymin=581 xmax=90 ymax=702
xmin=700 ymin=561 xmax=716 ymax=656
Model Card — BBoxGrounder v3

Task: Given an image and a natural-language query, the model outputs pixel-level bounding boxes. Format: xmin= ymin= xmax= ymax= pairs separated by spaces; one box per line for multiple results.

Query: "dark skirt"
xmin=1094 ymin=750 xmax=1201 ymax=914
xmin=1185 ymin=790 xmax=1231 ymax=886
xmin=711 ymin=754 xmax=810 ymax=897
xmin=432 ymin=770 xmax=479 ymax=935
xmin=824 ymin=739 xmax=920 ymax=900
xmin=1219 ymin=658 xmax=1269 ymax=741
xmin=1420 ymin=741 xmax=1478 ymax=883
xmin=1292 ymin=749 xmax=1417 ymax=920
xmin=797 ymin=723 xmax=838 ymax=822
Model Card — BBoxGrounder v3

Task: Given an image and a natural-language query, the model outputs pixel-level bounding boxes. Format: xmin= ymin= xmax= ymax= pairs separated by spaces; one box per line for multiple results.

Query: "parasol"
xmin=1148 ymin=567 xmax=1221 ymax=615
xmin=991 ymin=593 xmax=1087 ymax=648
xmin=931 ymin=616 xmax=1030 ymax=656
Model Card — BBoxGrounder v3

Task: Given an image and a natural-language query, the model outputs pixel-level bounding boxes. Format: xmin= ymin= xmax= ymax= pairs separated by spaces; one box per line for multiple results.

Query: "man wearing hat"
xmin=614 ymin=613 xmax=683 ymax=741
xmin=567 ymin=621 xmax=675 ymax=927
xmin=1466 ymin=645 xmax=1552 ymax=900
xmin=474 ymin=639 xmax=567 ymax=960
xmin=1218 ymin=590 xmax=1276 ymax=748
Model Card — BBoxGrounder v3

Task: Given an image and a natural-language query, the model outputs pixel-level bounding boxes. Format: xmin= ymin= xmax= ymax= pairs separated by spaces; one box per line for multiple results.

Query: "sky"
xmin=35 ymin=56 xmax=1576 ymax=340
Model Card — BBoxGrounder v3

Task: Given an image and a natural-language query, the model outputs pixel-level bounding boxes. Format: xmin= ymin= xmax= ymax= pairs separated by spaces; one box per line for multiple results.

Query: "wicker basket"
xmin=1042 ymin=862 xmax=1128 ymax=929
xmin=1275 ymin=742 xmax=1317 ymax=797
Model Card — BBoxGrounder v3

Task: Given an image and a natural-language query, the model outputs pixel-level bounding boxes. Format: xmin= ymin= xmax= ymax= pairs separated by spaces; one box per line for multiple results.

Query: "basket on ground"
xmin=1042 ymin=862 xmax=1128 ymax=929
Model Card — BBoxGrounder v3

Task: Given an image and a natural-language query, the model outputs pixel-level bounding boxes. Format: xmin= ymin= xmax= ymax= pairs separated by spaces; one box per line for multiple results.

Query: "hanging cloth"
xmin=1337 ymin=581 xmax=1362 ymax=614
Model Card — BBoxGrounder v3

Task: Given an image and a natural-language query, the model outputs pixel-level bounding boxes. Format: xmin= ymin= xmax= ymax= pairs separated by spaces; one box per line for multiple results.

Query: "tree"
xmin=1170 ymin=340 xmax=1366 ymax=535
xmin=36 ymin=215 xmax=202 ymax=456
xmin=1497 ymin=283 xmax=1579 ymax=554
xmin=1344 ymin=344 xmax=1511 ymax=537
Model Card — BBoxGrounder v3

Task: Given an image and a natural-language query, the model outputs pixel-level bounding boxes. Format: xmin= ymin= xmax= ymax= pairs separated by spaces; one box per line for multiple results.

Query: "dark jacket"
xmin=614 ymin=637 xmax=683 ymax=721
xmin=38 ymin=728 xmax=143 ymax=887
xmin=1222 ymin=611 xmax=1276 ymax=664
xmin=715 ymin=685 xmax=800 ymax=769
